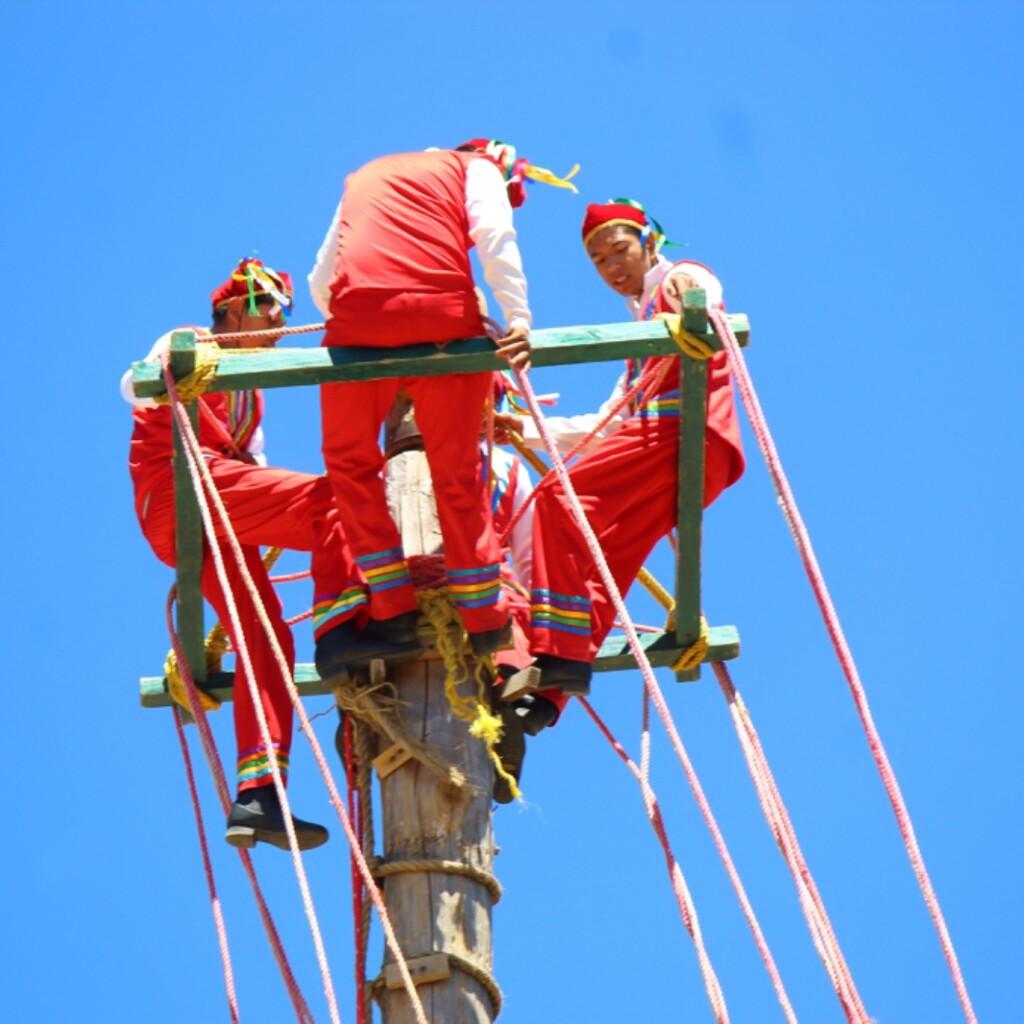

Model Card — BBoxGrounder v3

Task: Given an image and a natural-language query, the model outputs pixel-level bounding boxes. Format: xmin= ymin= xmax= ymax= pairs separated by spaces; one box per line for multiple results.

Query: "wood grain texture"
xmin=377 ymin=447 xmax=497 ymax=1024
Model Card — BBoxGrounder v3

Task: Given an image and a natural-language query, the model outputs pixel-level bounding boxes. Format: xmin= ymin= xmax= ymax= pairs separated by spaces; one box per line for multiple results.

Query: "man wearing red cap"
xmin=505 ymin=201 xmax=745 ymax=694
xmin=309 ymin=140 xmax=578 ymax=678
xmin=125 ymin=258 xmax=370 ymax=851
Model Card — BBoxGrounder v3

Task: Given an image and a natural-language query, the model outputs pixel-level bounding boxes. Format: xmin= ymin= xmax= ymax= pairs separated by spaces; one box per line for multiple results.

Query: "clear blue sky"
xmin=3 ymin=1 xmax=1020 ymax=1020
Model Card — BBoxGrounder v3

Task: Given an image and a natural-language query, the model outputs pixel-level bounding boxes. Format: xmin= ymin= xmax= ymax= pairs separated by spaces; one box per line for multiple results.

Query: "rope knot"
xmin=656 ymin=313 xmax=716 ymax=361
xmin=671 ymin=616 xmax=710 ymax=673
xmin=155 ymin=343 xmax=221 ymax=405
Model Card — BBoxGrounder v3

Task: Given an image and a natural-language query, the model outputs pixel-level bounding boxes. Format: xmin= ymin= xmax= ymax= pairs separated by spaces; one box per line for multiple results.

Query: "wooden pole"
xmin=372 ymin=401 xmax=499 ymax=1024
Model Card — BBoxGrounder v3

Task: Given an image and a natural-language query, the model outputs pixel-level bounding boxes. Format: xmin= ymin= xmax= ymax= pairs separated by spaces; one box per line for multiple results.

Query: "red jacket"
xmin=324 ymin=150 xmax=487 ymax=346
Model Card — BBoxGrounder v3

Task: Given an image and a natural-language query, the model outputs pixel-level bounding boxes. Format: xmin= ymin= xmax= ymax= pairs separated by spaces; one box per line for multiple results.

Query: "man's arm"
xmin=308 ymin=197 xmax=344 ymax=318
xmin=515 ymin=366 xmax=632 ymax=455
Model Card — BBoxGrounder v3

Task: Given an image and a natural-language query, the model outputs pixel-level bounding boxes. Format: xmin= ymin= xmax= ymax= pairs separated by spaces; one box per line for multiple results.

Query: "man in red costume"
xmin=125 ymin=258 xmax=370 ymax=851
xmin=506 ymin=201 xmax=746 ymax=695
xmin=309 ymin=140 xmax=576 ymax=679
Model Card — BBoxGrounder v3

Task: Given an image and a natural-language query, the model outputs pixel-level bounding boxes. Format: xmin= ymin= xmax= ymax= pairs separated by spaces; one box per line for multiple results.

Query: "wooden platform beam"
xmin=128 ymin=314 xmax=749 ymax=399
xmin=138 ymin=625 xmax=740 ymax=708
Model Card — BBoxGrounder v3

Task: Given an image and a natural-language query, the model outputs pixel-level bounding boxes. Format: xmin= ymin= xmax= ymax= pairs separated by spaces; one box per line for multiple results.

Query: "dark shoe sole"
xmin=225 ymin=824 xmax=329 ymax=852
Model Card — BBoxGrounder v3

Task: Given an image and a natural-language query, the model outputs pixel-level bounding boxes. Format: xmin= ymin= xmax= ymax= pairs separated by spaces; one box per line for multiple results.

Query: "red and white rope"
xmin=164 ymin=594 xmax=314 ymax=1023
xmin=712 ymin=663 xmax=870 ymax=1021
xmin=172 ymin=706 xmax=240 ymax=1023
xmin=515 ymin=367 xmax=740 ymax=1019
xmin=580 ymin=696 xmax=799 ymax=1022
xmin=711 ymin=307 xmax=978 ymax=1023
xmin=165 ymin=362 xmax=430 ymax=1024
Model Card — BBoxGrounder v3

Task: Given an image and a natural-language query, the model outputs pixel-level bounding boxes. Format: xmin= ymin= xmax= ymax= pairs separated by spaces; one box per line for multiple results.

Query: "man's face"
xmin=585 ymin=225 xmax=656 ymax=298
xmin=211 ymin=296 xmax=286 ymax=349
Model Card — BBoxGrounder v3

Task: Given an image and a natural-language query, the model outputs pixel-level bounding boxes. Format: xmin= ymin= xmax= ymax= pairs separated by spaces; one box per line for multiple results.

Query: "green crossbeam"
xmin=138 ymin=626 xmax=740 ymax=708
xmin=129 ymin=312 xmax=749 ymax=398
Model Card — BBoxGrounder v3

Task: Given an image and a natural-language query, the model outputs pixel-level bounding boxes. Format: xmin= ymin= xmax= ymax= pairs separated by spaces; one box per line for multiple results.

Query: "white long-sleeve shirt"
xmin=308 ymin=157 xmax=531 ymax=331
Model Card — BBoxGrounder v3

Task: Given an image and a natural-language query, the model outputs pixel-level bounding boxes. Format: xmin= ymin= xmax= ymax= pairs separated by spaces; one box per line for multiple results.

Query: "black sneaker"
xmin=533 ymin=654 xmax=592 ymax=697
xmin=225 ymin=785 xmax=329 ymax=851
xmin=492 ymin=695 xmax=559 ymax=804
xmin=315 ymin=617 xmax=422 ymax=680
xmin=468 ymin=621 xmax=513 ymax=657
xmin=512 ymin=693 xmax=560 ymax=736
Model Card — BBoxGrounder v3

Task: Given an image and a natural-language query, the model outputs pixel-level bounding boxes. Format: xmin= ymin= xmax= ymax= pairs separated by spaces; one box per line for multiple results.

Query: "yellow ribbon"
xmin=655 ymin=312 xmax=716 ymax=361
xmin=523 ymin=162 xmax=581 ymax=193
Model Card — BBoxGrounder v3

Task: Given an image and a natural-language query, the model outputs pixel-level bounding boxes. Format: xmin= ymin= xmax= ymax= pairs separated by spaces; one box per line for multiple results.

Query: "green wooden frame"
xmin=136 ymin=296 xmax=747 ymax=707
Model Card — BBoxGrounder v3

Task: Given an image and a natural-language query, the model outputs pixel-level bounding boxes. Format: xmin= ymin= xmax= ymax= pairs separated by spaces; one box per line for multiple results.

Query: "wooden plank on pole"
xmin=170 ymin=330 xmax=205 ymax=684
xmin=138 ymin=626 xmax=741 ymax=707
xmin=129 ymin=315 xmax=750 ymax=398
xmin=673 ymin=293 xmax=710 ymax=680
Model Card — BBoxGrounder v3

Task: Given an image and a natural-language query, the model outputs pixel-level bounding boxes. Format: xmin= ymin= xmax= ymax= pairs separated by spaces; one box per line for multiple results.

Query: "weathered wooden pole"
xmin=369 ymin=397 xmax=500 ymax=1024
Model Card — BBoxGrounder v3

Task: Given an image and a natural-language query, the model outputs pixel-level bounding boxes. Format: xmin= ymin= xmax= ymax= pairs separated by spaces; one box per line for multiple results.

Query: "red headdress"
xmin=581 ymin=198 xmax=671 ymax=250
xmin=210 ymin=258 xmax=294 ymax=316
xmin=456 ymin=138 xmax=579 ymax=208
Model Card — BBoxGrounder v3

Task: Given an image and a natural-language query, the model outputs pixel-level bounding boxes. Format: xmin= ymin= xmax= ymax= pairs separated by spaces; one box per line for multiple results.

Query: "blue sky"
xmin=3 ymin=1 xmax=1020 ymax=1021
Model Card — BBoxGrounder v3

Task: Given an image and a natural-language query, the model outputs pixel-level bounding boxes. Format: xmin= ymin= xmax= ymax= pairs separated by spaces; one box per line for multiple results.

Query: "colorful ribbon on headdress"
xmin=231 ymin=259 xmax=294 ymax=317
xmin=609 ymin=197 xmax=679 ymax=249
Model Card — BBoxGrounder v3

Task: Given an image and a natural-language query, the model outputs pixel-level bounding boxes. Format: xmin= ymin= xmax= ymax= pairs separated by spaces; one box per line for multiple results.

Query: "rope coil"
xmin=155 ymin=343 xmax=221 ymax=404
xmin=372 ymin=857 xmax=503 ymax=905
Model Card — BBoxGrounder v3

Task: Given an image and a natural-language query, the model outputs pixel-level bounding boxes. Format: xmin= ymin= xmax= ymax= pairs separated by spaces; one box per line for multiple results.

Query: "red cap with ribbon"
xmin=456 ymin=138 xmax=579 ymax=208
xmin=210 ymin=258 xmax=294 ymax=316
xmin=581 ymin=198 xmax=673 ymax=250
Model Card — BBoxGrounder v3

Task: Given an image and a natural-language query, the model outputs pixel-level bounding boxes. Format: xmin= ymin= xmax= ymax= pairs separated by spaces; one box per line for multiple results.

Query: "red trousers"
xmin=140 ymin=456 xmax=366 ymax=791
xmin=321 ymin=371 xmax=508 ymax=634
xmin=530 ymin=417 xmax=736 ymax=663
xmin=495 ymin=575 xmax=569 ymax=720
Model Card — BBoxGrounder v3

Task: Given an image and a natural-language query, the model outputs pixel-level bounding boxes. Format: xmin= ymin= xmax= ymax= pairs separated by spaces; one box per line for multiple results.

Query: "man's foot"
xmin=533 ymin=654 xmax=593 ymax=697
xmin=225 ymin=785 xmax=329 ymax=851
xmin=492 ymin=694 xmax=559 ymax=804
xmin=468 ymin=621 xmax=513 ymax=657
xmin=315 ymin=616 xmax=422 ymax=679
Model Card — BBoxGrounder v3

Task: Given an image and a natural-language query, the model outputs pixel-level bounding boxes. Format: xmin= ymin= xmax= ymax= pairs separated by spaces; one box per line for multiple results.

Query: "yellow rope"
xmin=417 ymin=588 xmax=521 ymax=801
xmin=165 ymin=548 xmax=282 ymax=714
xmin=671 ymin=615 xmax=710 ymax=673
xmin=154 ymin=342 xmax=220 ymax=405
xmin=655 ymin=312 xmax=717 ymax=361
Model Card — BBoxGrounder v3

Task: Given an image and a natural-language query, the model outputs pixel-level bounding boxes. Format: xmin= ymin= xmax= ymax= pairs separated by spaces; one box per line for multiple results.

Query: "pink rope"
xmin=165 ymin=363 xmax=430 ymax=1024
xmin=710 ymin=307 xmax=978 ymax=1023
xmin=578 ymin=697 xmax=766 ymax=1021
xmin=712 ymin=663 xmax=870 ymax=1022
xmin=166 ymin=368 xmax=343 ymax=1024
xmin=285 ymin=609 xmax=314 ymax=627
xmin=164 ymin=594 xmax=314 ymax=1023
xmin=172 ymin=706 xmax=240 ymax=1023
xmin=271 ymin=569 xmax=313 ymax=584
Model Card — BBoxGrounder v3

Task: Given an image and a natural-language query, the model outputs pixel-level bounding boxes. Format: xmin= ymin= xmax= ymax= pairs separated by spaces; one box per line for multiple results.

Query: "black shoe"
xmin=491 ymin=695 xmax=559 ymax=804
xmin=511 ymin=693 xmax=560 ymax=736
xmin=315 ymin=618 xmax=422 ymax=680
xmin=533 ymin=654 xmax=593 ymax=697
xmin=468 ymin=621 xmax=513 ymax=657
xmin=225 ymin=785 xmax=329 ymax=851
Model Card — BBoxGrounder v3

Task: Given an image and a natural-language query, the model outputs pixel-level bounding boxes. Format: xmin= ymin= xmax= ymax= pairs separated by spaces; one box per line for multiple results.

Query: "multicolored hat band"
xmin=457 ymin=138 xmax=579 ymax=208
xmin=210 ymin=258 xmax=295 ymax=317
xmin=581 ymin=198 xmax=674 ymax=250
